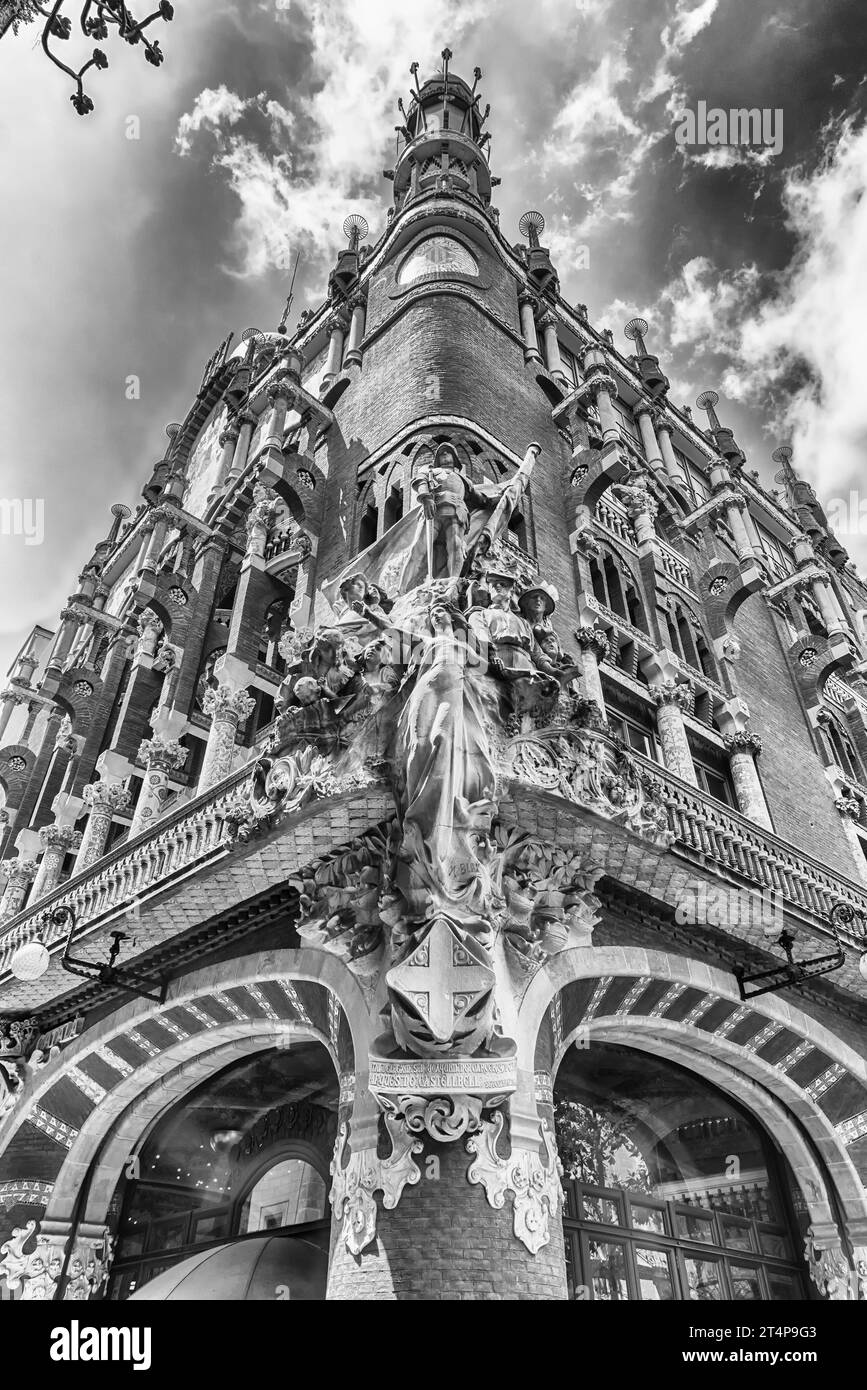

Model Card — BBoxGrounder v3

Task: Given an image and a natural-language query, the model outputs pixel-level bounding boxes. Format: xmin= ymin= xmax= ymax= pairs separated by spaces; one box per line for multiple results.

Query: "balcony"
xmin=1 ymin=728 xmax=864 ymax=1007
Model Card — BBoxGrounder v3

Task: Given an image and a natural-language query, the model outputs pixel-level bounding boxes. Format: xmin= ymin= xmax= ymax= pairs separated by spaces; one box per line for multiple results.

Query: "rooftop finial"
xmin=624 ymin=316 xmax=669 ymax=400
xmin=696 ymin=389 xmax=721 ymax=431
xmin=624 ymin=317 xmax=649 ymax=355
xmin=343 ymin=213 xmax=369 ymax=254
xmin=519 ymin=210 xmax=545 ymax=250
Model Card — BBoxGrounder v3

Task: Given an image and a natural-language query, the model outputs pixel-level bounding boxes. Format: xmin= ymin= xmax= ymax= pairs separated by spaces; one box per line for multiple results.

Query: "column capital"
xmin=202 ymin=683 xmax=256 ymax=723
xmin=573 ymin=625 xmax=610 ymax=661
xmin=38 ymin=824 xmax=82 ymax=853
xmin=137 ymin=734 xmax=187 ymax=773
xmin=649 ymin=679 xmax=694 ymax=714
xmin=83 ymin=781 xmax=131 ymax=813
xmin=0 ymin=857 xmax=38 ymax=884
xmin=723 ymin=729 xmax=763 ymax=759
xmin=517 ymin=288 xmax=540 ymax=311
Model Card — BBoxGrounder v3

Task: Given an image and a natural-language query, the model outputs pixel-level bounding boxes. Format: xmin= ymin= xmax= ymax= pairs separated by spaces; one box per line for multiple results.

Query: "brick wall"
xmin=326 ymin=1124 xmax=566 ymax=1301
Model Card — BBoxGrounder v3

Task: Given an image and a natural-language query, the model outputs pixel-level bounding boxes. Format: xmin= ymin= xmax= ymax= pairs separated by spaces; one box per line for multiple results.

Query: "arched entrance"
xmin=107 ymin=1039 xmax=337 ymax=1300
xmin=555 ymin=1041 xmax=808 ymax=1301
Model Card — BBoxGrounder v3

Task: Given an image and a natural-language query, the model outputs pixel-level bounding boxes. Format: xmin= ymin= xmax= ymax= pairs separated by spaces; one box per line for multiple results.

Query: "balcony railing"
xmin=0 ymin=765 xmax=253 ymax=977
xmin=635 ymin=751 xmax=867 ymax=944
xmin=2 ymin=730 xmax=865 ymax=989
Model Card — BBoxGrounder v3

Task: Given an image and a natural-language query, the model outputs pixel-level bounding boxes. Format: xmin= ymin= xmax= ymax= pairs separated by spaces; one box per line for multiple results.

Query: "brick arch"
xmin=0 ymin=950 xmax=369 ymax=1217
xmin=520 ymin=947 xmax=867 ymax=1230
xmin=61 ymin=1027 xmax=334 ymax=1228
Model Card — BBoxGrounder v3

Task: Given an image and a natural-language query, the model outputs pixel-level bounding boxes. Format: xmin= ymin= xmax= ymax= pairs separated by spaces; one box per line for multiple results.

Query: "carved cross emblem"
xmin=386 ymin=917 xmax=495 ymax=1044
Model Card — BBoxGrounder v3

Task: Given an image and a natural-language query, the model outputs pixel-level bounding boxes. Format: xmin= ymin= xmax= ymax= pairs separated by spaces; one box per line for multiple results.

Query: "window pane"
xmin=631 ymin=1203 xmax=666 ymax=1236
xmin=587 ymin=1240 xmax=629 ymax=1300
xmin=676 ymin=1210 xmax=716 ymax=1244
xmin=683 ymin=1256 xmax=724 ymax=1300
xmin=758 ymin=1230 xmax=792 ymax=1260
xmin=636 ymin=1246 xmax=676 ymax=1301
xmin=582 ymin=1194 xmax=622 ymax=1225
xmin=730 ymin=1263 xmax=763 ymax=1300
xmin=720 ymin=1217 xmax=754 ymax=1253
xmin=766 ymin=1271 xmax=802 ymax=1300
xmin=238 ymin=1158 xmax=328 ymax=1233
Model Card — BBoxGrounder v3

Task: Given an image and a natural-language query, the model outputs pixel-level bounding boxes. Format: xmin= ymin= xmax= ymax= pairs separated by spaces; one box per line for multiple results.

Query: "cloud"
xmin=175 ymin=0 xmax=495 ymax=277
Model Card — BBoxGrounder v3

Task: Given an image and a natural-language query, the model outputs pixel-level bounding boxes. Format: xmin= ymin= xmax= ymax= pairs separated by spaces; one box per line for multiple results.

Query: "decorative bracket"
xmin=467 ymin=1111 xmax=563 ymax=1254
xmin=329 ymin=1116 xmax=422 ymax=1256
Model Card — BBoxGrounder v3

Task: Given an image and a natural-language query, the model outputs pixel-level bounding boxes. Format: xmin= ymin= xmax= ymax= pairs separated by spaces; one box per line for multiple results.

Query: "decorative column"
xmin=518 ymin=291 xmax=542 ymax=363
xmin=75 ymin=782 xmax=131 ymax=872
xmin=0 ymin=858 xmax=37 ymax=921
xmin=138 ymin=506 xmax=171 ymax=576
xmin=833 ymin=793 xmax=867 ymax=887
xmin=321 ymin=309 xmax=350 ymax=391
xmin=30 ymin=825 xmax=82 ymax=903
xmin=633 ymin=402 xmax=666 ymax=477
xmin=649 ymin=680 xmax=697 ymax=785
xmin=256 ymin=371 xmax=300 ymax=488
xmin=226 ymin=410 xmax=257 ymax=488
xmin=653 ymin=411 xmax=689 ymax=490
xmin=199 ymin=685 xmax=256 ymax=792
xmin=130 ymin=735 xmax=187 ymax=838
xmin=812 ymin=573 xmax=848 ymax=637
xmin=0 ymin=688 xmax=21 ymax=743
xmin=343 ymin=294 xmax=367 ymax=367
xmin=208 ymin=413 xmax=240 ymax=504
xmin=582 ymin=353 xmax=620 ymax=446
xmin=44 ymin=607 xmax=81 ymax=676
xmin=611 ymin=476 xmax=657 ymax=547
xmin=573 ymin=626 xmax=609 ymax=723
xmin=723 ymin=731 xmax=772 ymax=830
xmin=538 ymin=311 xmax=568 ymax=387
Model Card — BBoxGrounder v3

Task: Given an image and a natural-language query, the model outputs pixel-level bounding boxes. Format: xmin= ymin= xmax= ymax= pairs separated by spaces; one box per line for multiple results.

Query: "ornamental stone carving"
xmin=329 ymin=1118 xmax=422 ymax=1256
xmin=649 ymin=679 xmax=694 ymax=714
xmin=467 ymin=1113 xmax=563 ymax=1255
xmin=723 ymin=730 xmax=763 ymax=757
xmin=137 ymin=733 xmax=186 ymax=773
xmin=508 ymin=726 xmax=674 ymax=848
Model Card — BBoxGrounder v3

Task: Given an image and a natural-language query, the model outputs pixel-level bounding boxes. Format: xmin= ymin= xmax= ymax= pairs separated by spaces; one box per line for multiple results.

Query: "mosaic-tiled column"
xmin=30 ymin=825 xmax=82 ymax=902
xmin=649 ymin=680 xmax=697 ymax=785
xmin=0 ymin=858 xmax=38 ymax=921
xmin=573 ymin=626 xmax=609 ymax=723
xmin=130 ymin=735 xmax=187 ymax=838
xmin=723 ymin=730 xmax=772 ymax=830
xmin=199 ymin=685 xmax=256 ymax=792
xmin=75 ymin=782 xmax=131 ymax=872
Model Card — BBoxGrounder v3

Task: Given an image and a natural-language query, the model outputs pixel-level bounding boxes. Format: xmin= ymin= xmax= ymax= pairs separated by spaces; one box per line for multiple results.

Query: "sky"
xmin=2 ymin=0 xmax=867 ymax=678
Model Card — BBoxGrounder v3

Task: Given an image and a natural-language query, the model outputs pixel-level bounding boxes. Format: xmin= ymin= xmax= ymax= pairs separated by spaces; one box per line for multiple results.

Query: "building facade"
xmin=1 ymin=54 xmax=867 ymax=1303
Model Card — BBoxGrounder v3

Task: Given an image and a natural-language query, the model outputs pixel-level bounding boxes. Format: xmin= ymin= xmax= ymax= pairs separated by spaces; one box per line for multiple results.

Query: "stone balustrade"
xmin=1 ymin=728 xmax=865 ymax=993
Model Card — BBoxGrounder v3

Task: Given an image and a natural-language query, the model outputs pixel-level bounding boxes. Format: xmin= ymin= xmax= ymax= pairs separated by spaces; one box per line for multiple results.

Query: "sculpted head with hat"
xmin=518 ymin=581 xmax=559 ymax=624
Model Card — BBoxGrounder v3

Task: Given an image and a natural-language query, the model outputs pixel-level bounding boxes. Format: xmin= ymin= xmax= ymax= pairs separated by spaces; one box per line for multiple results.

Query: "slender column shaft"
xmin=650 ymin=682 xmax=697 ymax=785
xmin=199 ymin=685 xmax=256 ymax=792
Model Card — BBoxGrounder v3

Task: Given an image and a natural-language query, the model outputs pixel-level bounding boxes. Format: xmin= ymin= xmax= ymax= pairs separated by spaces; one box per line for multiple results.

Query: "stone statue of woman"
xmin=395 ymin=602 xmax=499 ymax=928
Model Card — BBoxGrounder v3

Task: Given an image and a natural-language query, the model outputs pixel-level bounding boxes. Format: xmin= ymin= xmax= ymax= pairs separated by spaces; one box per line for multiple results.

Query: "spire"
xmin=772 ymin=445 xmax=849 ymax=570
xmin=385 ymin=51 xmax=497 ymax=210
xmin=696 ymin=389 xmax=745 ymax=472
xmin=328 ymin=214 xmax=369 ymax=301
xmin=518 ymin=211 xmax=559 ymax=298
xmin=624 ymin=317 xmax=669 ymax=399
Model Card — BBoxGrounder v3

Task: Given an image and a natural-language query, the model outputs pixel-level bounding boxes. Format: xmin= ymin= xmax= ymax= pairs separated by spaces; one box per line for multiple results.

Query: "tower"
xmin=1 ymin=52 xmax=867 ymax=1306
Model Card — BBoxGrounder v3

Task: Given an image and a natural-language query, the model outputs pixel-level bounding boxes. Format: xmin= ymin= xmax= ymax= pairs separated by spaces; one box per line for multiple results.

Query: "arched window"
xmin=238 ymin=1158 xmax=328 ymax=1234
xmin=108 ymin=1041 xmax=337 ymax=1300
xmin=358 ymin=500 xmax=378 ymax=551
xmin=383 ymin=484 xmax=403 ymax=532
xmin=824 ymin=715 xmax=864 ymax=783
xmin=556 ymin=1042 xmax=808 ymax=1301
